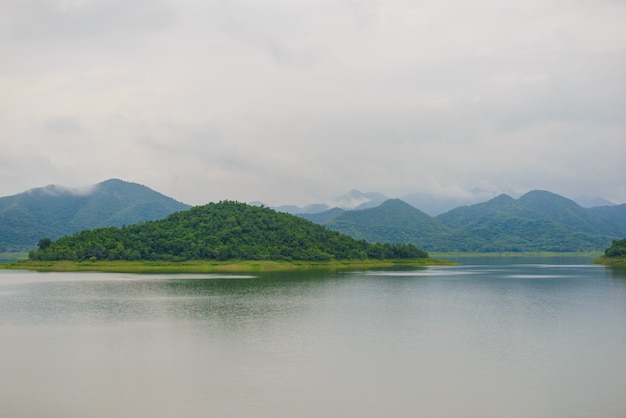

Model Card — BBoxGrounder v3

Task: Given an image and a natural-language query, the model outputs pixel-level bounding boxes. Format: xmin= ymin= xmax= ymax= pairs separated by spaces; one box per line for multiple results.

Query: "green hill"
xmin=299 ymin=207 xmax=346 ymax=224
xmin=321 ymin=199 xmax=451 ymax=250
xmin=517 ymin=190 xmax=614 ymax=235
xmin=300 ymin=193 xmax=620 ymax=252
xmin=589 ymin=204 xmax=626 ymax=236
xmin=436 ymin=192 xmax=615 ymax=251
xmin=0 ymin=179 xmax=190 ymax=251
xmin=29 ymin=201 xmax=428 ymax=262
xmin=436 ymin=194 xmax=537 ymax=229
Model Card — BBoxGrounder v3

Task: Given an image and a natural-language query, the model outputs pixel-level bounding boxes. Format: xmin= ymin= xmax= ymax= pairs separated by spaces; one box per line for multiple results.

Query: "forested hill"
xmin=322 ymin=199 xmax=451 ymax=250
xmin=302 ymin=191 xmax=624 ymax=252
xmin=30 ymin=201 xmax=428 ymax=262
xmin=0 ymin=179 xmax=190 ymax=251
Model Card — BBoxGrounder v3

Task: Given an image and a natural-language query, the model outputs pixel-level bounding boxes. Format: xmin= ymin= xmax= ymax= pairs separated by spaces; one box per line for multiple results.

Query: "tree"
xmin=37 ymin=237 xmax=52 ymax=250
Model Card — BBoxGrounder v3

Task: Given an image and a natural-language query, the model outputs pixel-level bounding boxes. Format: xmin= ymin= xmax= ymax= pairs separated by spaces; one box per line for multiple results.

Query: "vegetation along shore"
xmin=593 ymin=238 xmax=626 ymax=267
xmin=0 ymin=258 xmax=452 ymax=274
xmin=2 ymin=201 xmax=452 ymax=273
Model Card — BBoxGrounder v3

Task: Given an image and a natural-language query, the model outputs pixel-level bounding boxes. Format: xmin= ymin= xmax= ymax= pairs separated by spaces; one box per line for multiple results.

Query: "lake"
xmin=1 ymin=257 xmax=625 ymax=417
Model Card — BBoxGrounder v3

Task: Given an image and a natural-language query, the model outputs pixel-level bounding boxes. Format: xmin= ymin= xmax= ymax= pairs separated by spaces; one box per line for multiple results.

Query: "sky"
xmin=1 ymin=0 xmax=625 ymax=207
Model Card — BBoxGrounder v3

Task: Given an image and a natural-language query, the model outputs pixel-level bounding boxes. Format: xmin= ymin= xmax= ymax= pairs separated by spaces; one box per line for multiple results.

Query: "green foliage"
xmin=303 ymin=193 xmax=620 ymax=253
xmin=38 ymin=238 xmax=52 ymax=250
xmin=590 ymin=204 xmax=626 ymax=236
xmin=437 ymin=193 xmax=616 ymax=252
xmin=605 ymin=238 xmax=626 ymax=257
xmin=29 ymin=201 xmax=429 ymax=262
xmin=321 ymin=199 xmax=451 ymax=250
xmin=517 ymin=190 xmax=617 ymax=235
xmin=0 ymin=179 xmax=190 ymax=250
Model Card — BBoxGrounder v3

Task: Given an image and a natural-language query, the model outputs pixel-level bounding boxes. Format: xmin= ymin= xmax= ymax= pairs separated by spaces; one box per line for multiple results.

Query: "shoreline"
xmin=0 ymin=258 xmax=455 ymax=274
xmin=591 ymin=256 xmax=626 ymax=267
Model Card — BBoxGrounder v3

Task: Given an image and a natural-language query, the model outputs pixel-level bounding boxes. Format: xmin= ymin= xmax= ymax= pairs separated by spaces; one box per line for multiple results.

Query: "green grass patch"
xmin=0 ymin=258 xmax=455 ymax=274
xmin=0 ymin=252 xmax=29 ymax=261
xmin=592 ymin=256 xmax=626 ymax=267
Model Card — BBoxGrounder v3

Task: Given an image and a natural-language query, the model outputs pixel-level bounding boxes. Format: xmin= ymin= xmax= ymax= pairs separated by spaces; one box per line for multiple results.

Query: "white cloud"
xmin=1 ymin=0 xmax=625 ymax=205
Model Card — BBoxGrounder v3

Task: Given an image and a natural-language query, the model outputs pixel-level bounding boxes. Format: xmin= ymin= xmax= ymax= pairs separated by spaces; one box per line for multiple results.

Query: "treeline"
xmin=29 ymin=201 xmax=428 ymax=262
xmin=605 ymin=238 xmax=626 ymax=257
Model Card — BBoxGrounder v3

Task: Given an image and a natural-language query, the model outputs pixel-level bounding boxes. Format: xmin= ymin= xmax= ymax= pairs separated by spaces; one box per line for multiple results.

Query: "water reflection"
xmin=1 ymin=261 xmax=626 ymax=418
xmin=606 ymin=266 xmax=626 ymax=280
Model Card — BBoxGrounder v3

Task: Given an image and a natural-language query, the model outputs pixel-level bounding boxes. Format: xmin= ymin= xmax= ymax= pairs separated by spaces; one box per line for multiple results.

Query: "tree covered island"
xmin=15 ymin=201 xmax=444 ymax=272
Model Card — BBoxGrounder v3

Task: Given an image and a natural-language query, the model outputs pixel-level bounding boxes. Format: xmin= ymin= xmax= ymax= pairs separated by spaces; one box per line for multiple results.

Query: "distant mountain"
xmin=310 ymin=199 xmax=451 ymax=250
xmin=400 ymin=191 xmax=497 ymax=216
xmin=299 ymin=207 xmax=346 ymax=224
xmin=0 ymin=179 xmax=190 ymax=251
xmin=517 ymin=190 xmax=614 ymax=235
xmin=574 ymin=196 xmax=615 ymax=208
xmin=436 ymin=193 xmax=612 ymax=252
xmin=589 ymin=204 xmax=626 ymax=236
xmin=264 ymin=189 xmax=619 ymax=217
xmin=301 ymin=192 xmax=621 ymax=252
xmin=399 ymin=193 xmax=464 ymax=216
xmin=267 ymin=190 xmax=389 ymax=214
xmin=436 ymin=194 xmax=535 ymax=230
xmin=331 ymin=190 xmax=389 ymax=210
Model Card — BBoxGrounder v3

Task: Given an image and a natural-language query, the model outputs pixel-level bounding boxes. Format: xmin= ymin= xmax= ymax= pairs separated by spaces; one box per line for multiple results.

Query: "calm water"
xmin=1 ymin=258 xmax=626 ymax=418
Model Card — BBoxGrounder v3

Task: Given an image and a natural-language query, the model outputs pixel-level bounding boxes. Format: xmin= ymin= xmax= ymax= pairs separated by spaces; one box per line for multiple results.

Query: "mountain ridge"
xmin=299 ymin=191 xmax=622 ymax=252
xmin=0 ymin=179 xmax=190 ymax=251
xmin=2 ymin=181 xmax=623 ymax=253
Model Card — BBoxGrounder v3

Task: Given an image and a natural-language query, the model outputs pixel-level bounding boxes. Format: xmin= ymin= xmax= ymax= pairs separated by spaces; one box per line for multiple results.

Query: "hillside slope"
xmin=589 ymin=204 xmax=626 ymax=236
xmin=302 ymin=193 xmax=620 ymax=252
xmin=436 ymin=193 xmax=615 ymax=251
xmin=322 ymin=199 xmax=451 ymax=250
xmin=0 ymin=179 xmax=190 ymax=251
xmin=517 ymin=190 xmax=614 ymax=235
xmin=29 ymin=201 xmax=428 ymax=261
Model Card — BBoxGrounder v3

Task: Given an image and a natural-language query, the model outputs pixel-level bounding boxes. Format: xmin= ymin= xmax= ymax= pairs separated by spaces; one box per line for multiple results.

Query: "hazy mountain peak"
xmin=26 ymin=183 xmax=97 ymax=197
xmin=401 ymin=190 xmax=502 ymax=216
xmin=330 ymin=190 xmax=389 ymax=210
xmin=0 ymin=179 xmax=190 ymax=251
xmin=269 ymin=189 xmax=389 ymax=214
xmin=574 ymin=196 xmax=616 ymax=208
xmin=492 ymin=193 xmax=516 ymax=201
xmin=518 ymin=190 xmax=579 ymax=207
xmin=519 ymin=189 xmax=566 ymax=199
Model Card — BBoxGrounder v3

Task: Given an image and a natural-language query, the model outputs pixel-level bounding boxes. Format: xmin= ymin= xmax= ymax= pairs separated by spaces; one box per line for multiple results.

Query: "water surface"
xmin=1 ymin=258 xmax=625 ymax=417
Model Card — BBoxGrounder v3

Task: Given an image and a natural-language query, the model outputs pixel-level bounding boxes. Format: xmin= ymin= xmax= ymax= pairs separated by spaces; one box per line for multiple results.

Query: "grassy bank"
xmin=592 ymin=256 xmax=626 ymax=267
xmin=0 ymin=252 xmax=29 ymax=262
xmin=0 ymin=258 xmax=454 ymax=274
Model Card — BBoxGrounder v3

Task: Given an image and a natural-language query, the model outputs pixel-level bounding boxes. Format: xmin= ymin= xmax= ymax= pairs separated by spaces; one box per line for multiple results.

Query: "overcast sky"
xmin=1 ymin=0 xmax=625 ymax=206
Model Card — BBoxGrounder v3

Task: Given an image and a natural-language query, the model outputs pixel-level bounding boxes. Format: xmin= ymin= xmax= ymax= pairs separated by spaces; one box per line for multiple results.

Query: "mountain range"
xmin=252 ymin=190 xmax=390 ymax=214
xmin=299 ymin=191 xmax=626 ymax=252
xmin=0 ymin=179 xmax=190 ymax=251
xmin=1 ymin=180 xmax=624 ymax=253
xmin=264 ymin=189 xmax=616 ymax=216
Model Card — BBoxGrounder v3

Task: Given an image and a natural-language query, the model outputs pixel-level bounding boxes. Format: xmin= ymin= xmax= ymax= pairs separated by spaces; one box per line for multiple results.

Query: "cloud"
xmin=0 ymin=0 xmax=625 ymax=205
xmin=26 ymin=183 xmax=97 ymax=197
xmin=43 ymin=116 xmax=83 ymax=134
xmin=7 ymin=0 xmax=174 ymax=41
